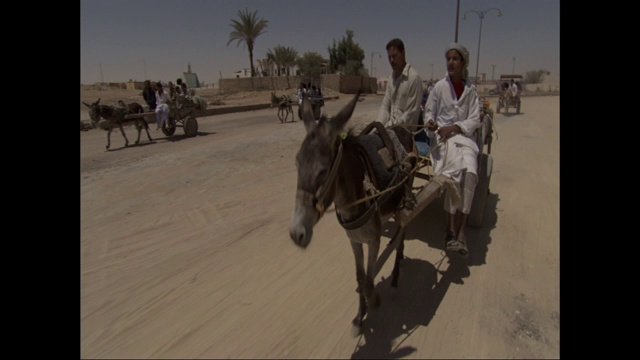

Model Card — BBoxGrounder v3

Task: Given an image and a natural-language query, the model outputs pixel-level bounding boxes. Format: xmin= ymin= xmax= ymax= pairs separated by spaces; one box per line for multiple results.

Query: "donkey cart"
xmin=125 ymin=99 xmax=200 ymax=138
xmin=289 ymin=93 xmax=494 ymax=328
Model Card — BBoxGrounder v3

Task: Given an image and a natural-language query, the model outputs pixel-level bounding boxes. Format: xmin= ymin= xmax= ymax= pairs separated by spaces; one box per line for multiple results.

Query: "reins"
xmin=330 ymin=139 xmax=444 ymax=213
xmin=313 ymin=138 xmax=343 ymax=216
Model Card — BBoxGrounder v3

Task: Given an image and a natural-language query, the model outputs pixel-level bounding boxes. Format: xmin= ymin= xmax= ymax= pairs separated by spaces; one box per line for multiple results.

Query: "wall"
xmin=126 ymin=81 xmax=145 ymax=90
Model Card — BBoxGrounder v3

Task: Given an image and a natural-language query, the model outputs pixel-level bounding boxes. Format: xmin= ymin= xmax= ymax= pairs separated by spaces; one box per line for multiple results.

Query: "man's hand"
xmin=437 ymin=124 xmax=461 ymax=139
xmin=426 ymin=119 xmax=438 ymax=131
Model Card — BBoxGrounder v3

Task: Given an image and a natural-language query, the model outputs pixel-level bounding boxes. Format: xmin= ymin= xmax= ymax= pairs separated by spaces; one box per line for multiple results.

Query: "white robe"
xmin=424 ymin=75 xmax=481 ymax=213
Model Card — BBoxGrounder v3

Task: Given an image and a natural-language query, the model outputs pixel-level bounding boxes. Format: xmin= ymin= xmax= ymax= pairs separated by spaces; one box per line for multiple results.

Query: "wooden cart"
xmin=125 ymin=98 xmax=201 ymax=138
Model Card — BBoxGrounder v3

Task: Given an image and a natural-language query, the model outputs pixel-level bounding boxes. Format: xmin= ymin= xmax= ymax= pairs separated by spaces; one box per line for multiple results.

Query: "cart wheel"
xmin=496 ymin=100 xmax=501 ymax=114
xmin=298 ymin=107 xmax=303 ymax=120
xmin=312 ymin=105 xmax=321 ymax=120
xmin=468 ymin=153 xmax=493 ymax=228
xmin=516 ymin=99 xmax=521 ymax=114
xmin=183 ymin=116 xmax=198 ymax=137
xmin=162 ymin=119 xmax=176 ymax=136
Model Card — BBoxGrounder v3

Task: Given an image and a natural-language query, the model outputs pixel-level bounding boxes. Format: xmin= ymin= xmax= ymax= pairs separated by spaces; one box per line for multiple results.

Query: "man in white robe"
xmin=423 ymin=43 xmax=482 ymax=257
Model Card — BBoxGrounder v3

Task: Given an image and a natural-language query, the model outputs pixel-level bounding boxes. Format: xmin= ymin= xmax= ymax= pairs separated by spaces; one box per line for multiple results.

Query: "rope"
xmin=324 ymin=140 xmax=447 ymax=213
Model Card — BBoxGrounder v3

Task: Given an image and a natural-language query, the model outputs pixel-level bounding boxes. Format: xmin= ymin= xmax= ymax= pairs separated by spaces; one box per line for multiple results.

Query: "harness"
xmin=331 ymin=122 xmax=418 ymax=230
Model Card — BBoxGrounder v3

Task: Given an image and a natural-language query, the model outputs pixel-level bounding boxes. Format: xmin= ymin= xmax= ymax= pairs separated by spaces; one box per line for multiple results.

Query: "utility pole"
xmin=512 ymin=57 xmax=516 ymax=74
xmin=143 ymin=59 xmax=147 ymax=80
xmin=491 ymin=64 xmax=496 ymax=81
xmin=455 ymin=0 xmax=460 ymax=42
xmin=463 ymin=8 xmax=502 ymax=85
xmin=100 ymin=63 xmax=104 ymax=83
xmin=430 ymin=63 xmax=434 ymax=81
xmin=370 ymin=52 xmax=381 ymax=78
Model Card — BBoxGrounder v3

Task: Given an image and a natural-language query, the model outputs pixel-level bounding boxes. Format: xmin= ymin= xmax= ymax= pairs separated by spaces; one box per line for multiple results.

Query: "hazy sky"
xmin=80 ymin=0 xmax=560 ymax=85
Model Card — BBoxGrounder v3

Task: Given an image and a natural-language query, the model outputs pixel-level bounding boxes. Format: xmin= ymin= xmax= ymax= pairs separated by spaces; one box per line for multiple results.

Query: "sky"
xmin=80 ymin=0 xmax=560 ymax=86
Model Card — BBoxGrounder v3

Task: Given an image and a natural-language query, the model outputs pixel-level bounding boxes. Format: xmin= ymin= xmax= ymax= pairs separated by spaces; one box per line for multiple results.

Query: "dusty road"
xmin=80 ymin=95 xmax=559 ymax=358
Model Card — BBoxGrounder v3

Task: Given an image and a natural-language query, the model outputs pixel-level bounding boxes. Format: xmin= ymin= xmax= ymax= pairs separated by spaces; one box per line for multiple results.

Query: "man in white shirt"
xmin=154 ymin=82 xmax=171 ymax=130
xmin=376 ymin=38 xmax=423 ymax=131
xmin=510 ymin=79 xmax=519 ymax=98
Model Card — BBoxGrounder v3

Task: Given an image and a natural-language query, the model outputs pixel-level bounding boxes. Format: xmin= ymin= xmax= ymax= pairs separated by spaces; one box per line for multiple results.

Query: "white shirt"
xmin=156 ymin=90 xmax=171 ymax=105
xmin=510 ymin=83 xmax=518 ymax=97
xmin=376 ymin=63 xmax=423 ymax=127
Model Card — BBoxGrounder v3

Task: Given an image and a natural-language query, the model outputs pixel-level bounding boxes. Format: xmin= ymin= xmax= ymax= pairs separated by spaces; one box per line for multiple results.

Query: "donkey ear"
xmin=301 ymin=95 xmax=315 ymax=133
xmin=329 ymin=90 xmax=360 ymax=132
xmin=82 ymin=101 xmax=91 ymax=108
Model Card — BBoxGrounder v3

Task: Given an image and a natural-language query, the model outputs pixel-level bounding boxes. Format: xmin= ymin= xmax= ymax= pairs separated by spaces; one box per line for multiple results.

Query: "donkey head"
xmin=82 ymin=98 xmax=102 ymax=127
xmin=289 ymin=91 xmax=360 ymax=248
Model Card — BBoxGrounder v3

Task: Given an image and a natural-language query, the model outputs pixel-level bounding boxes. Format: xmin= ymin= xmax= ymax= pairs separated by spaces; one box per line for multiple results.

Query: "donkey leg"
xmin=135 ymin=123 xmax=143 ymax=145
xmin=350 ymin=241 xmax=367 ymax=327
xmin=391 ymin=226 xmax=406 ymax=288
xmin=143 ymin=120 xmax=153 ymax=141
xmin=106 ymin=127 xmax=112 ymax=150
xmin=118 ymin=123 xmax=129 ymax=147
xmin=365 ymin=236 xmax=381 ymax=309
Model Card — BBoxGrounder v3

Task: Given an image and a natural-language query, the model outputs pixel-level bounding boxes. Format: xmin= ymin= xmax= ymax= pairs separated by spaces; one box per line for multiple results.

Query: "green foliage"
xmin=256 ymin=58 xmax=274 ymax=77
xmin=524 ymin=69 xmax=547 ymax=84
xmin=227 ymin=8 xmax=268 ymax=77
xmin=266 ymin=45 xmax=298 ymax=76
xmin=296 ymin=52 xmax=325 ymax=77
xmin=327 ymin=30 xmax=365 ymax=75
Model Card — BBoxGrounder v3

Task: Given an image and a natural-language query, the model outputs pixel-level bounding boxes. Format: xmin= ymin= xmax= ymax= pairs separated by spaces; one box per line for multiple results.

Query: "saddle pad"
xmin=354 ymin=125 xmax=415 ymax=190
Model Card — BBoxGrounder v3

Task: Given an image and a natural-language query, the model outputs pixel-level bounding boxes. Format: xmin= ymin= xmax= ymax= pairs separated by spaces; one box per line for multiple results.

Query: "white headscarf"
xmin=446 ymin=43 xmax=470 ymax=80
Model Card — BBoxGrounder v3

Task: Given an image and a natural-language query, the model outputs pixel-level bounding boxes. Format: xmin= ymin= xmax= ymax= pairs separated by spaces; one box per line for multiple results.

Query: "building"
xmin=183 ymin=62 xmax=200 ymax=88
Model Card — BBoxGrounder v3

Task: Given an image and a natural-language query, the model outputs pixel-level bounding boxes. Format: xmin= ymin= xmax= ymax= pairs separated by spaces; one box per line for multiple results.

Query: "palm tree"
xmin=256 ymin=58 xmax=274 ymax=77
xmin=283 ymin=46 xmax=298 ymax=76
xmin=227 ymin=8 xmax=268 ymax=77
xmin=266 ymin=45 xmax=287 ymax=76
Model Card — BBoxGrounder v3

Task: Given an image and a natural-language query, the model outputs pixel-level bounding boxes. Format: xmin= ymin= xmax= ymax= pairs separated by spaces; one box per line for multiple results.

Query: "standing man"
xmin=142 ymin=80 xmax=156 ymax=111
xmin=376 ymin=38 xmax=424 ymax=140
xmin=510 ymin=79 xmax=518 ymax=98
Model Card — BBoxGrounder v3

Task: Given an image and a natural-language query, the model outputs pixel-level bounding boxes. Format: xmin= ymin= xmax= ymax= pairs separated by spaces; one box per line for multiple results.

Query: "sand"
xmin=80 ymin=88 xmax=560 ymax=358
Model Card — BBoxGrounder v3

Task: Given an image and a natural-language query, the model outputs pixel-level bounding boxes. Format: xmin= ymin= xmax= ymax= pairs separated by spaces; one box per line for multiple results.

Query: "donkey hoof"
xmin=352 ymin=315 xmax=364 ymax=329
xmin=351 ymin=321 xmax=364 ymax=337
xmin=368 ymin=292 xmax=381 ymax=309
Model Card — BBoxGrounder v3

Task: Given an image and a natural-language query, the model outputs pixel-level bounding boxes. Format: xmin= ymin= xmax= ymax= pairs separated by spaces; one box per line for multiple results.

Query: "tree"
xmin=256 ymin=58 xmax=274 ymax=77
xmin=282 ymin=46 xmax=298 ymax=76
xmin=327 ymin=29 xmax=365 ymax=76
xmin=266 ymin=45 xmax=298 ymax=76
xmin=524 ymin=69 xmax=547 ymax=84
xmin=296 ymin=51 xmax=325 ymax=77
xmin=227 ymin=8 xmax=268 ymax=77
xmin=266 ymin=45 xmax=287 ymax=76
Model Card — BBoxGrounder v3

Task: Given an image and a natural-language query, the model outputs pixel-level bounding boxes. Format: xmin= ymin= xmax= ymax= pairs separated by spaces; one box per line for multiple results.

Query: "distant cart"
xmin=125 ymin=98 xmax=203 ymax=137
xmin=297 ymin=93 xmax=324 ymax=120
xmin=496 ymin=74 xmax=522 ymax=114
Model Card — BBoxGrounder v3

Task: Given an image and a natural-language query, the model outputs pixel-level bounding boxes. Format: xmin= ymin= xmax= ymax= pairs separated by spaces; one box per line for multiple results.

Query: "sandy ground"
xmin=80 ymin=89 xmax=559 ymax=358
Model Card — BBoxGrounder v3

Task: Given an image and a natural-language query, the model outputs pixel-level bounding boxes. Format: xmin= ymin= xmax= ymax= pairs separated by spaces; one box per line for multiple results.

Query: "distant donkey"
xmin=82 ymin=98 xmax=153 ymax=150
xmin=271 ymin=91 xmax=294 ymax=123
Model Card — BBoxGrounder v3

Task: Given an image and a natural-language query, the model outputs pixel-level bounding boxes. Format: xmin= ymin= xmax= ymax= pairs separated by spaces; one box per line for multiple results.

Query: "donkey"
xmin=270 ymin=91 xmax=293 ymax=122
xmin=289 ymin=92 xmax=417 ymax=328
xmin=82 ymin=98 xmax=153 ymax=150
